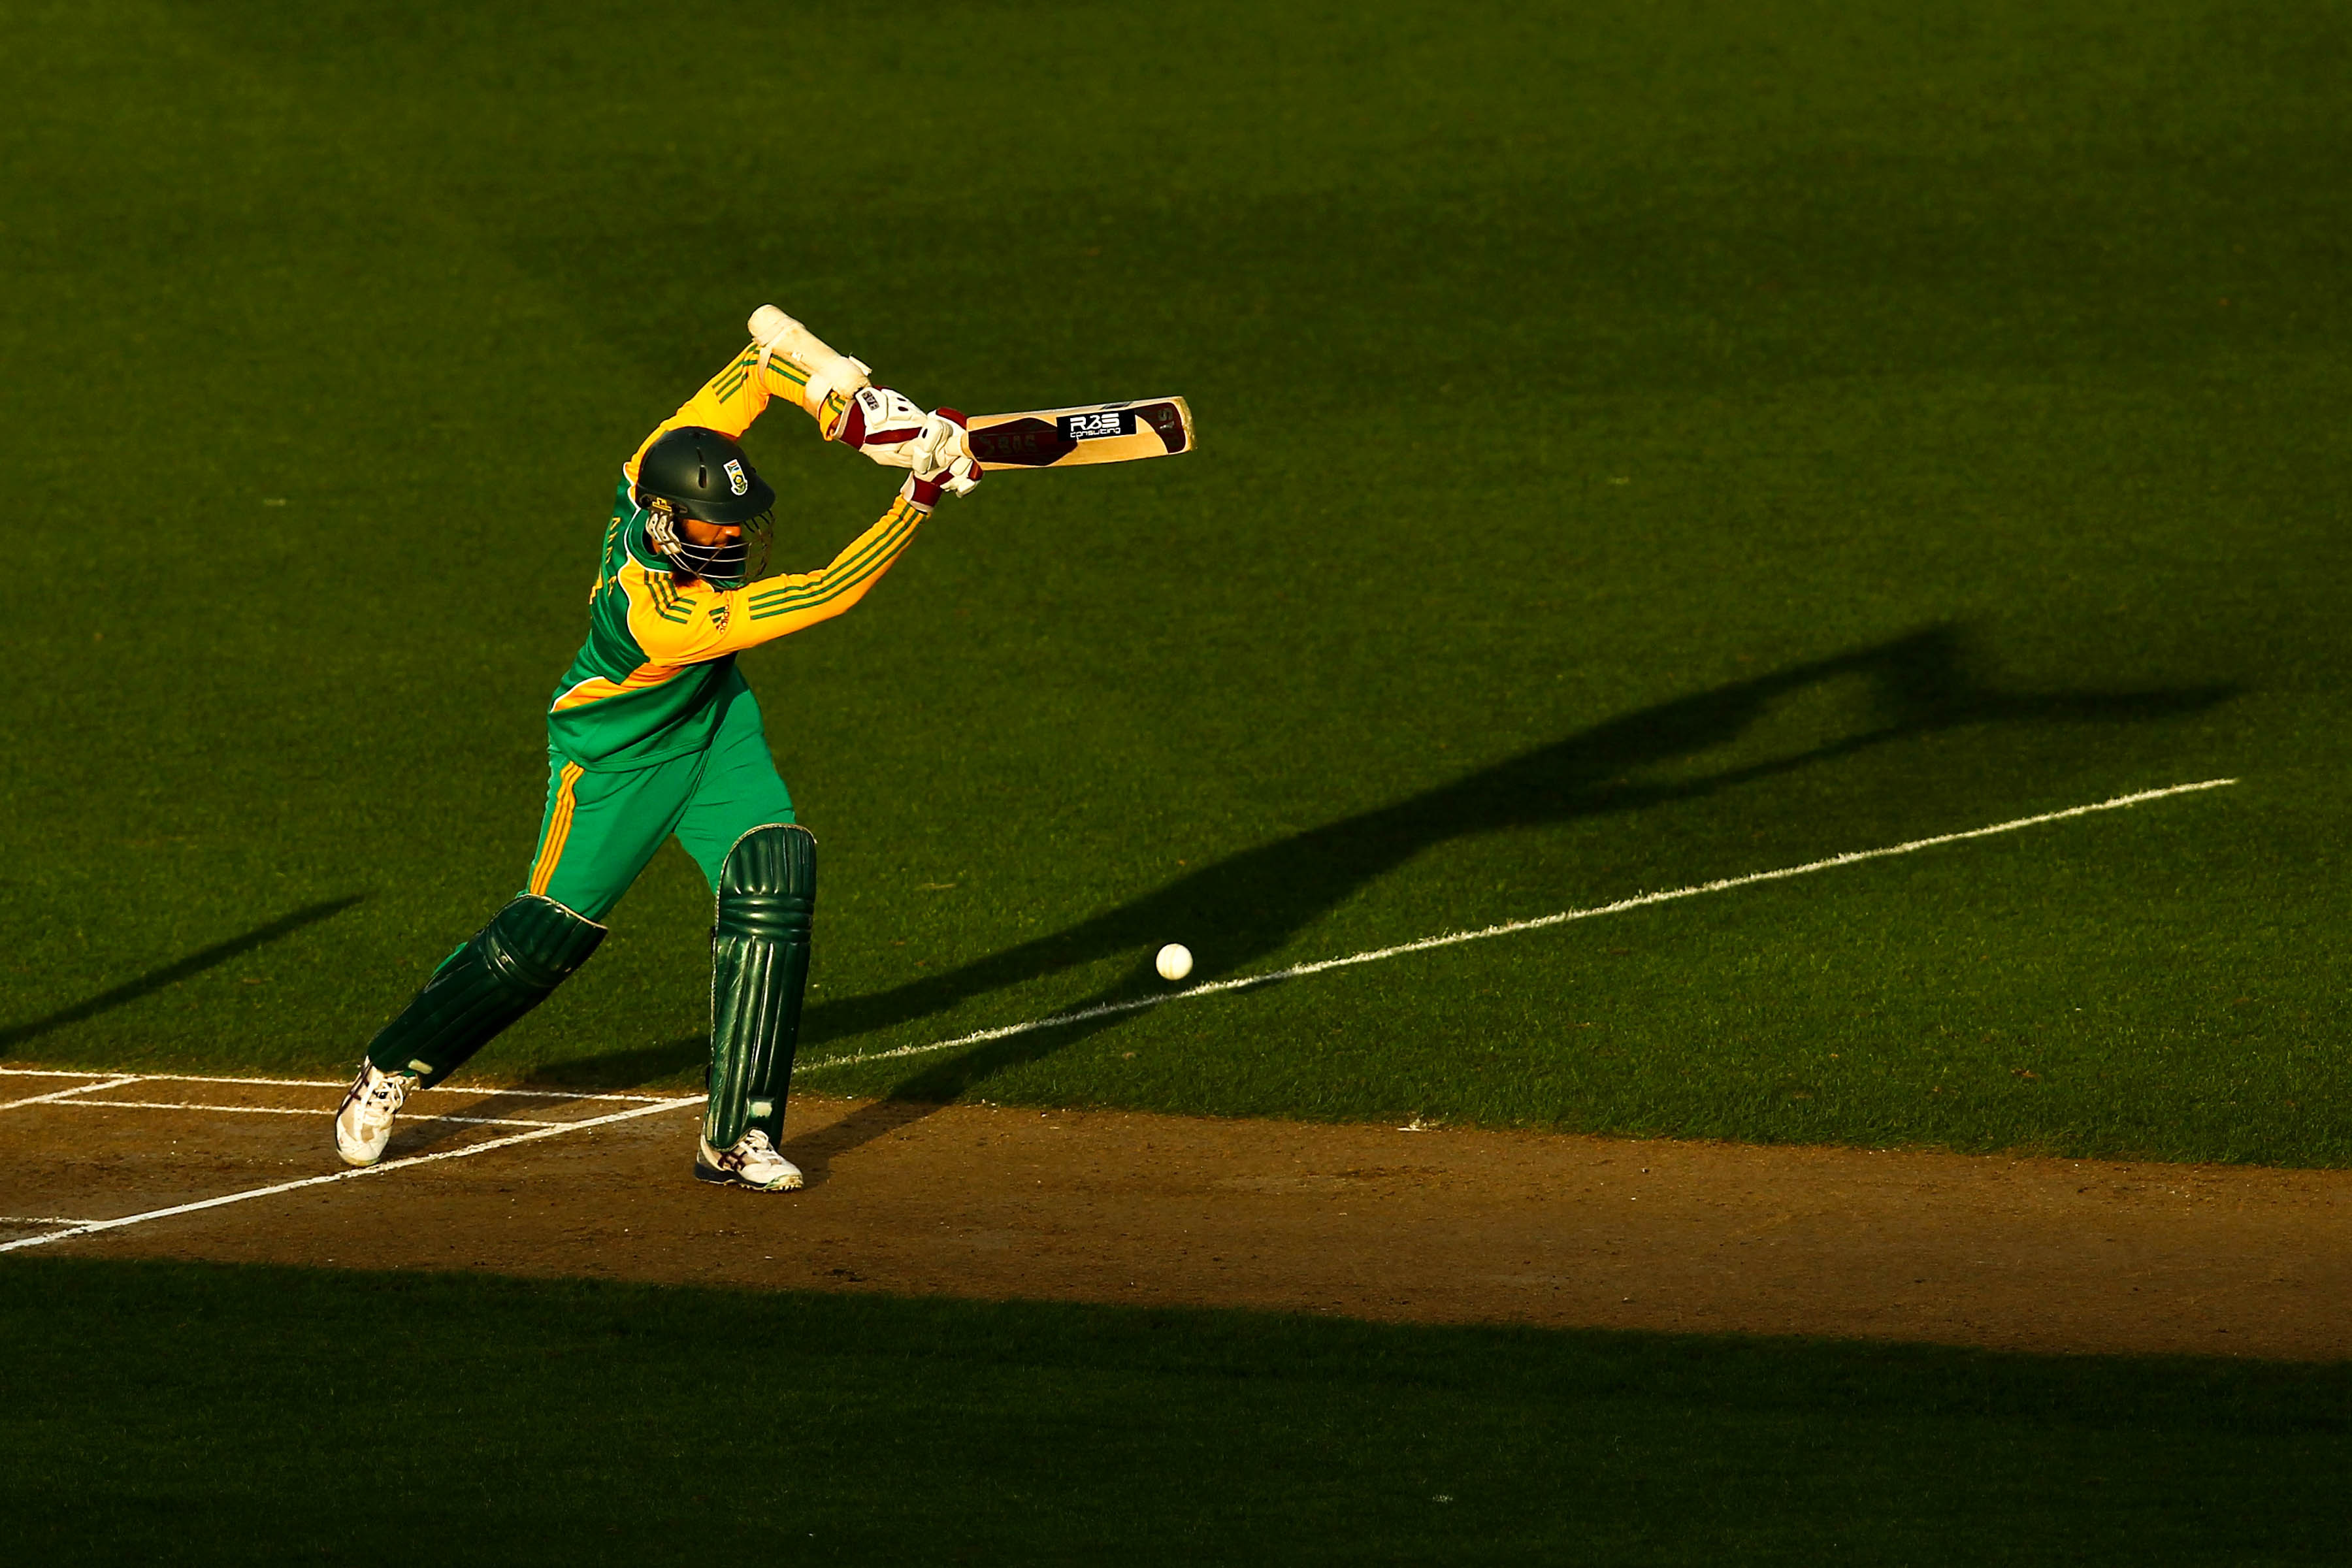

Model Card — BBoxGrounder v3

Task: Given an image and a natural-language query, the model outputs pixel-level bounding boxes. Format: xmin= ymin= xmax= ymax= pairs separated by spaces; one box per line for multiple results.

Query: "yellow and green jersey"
xmin=546 ymin=344 xmax=928 ymax=771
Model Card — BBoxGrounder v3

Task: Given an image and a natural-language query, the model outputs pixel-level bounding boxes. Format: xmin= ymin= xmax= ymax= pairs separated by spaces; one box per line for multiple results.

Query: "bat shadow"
xmin=0 ymin=895 xmax=368 ymax=1058
xmin=789 ymin=625 xmax=2235 ymax=1161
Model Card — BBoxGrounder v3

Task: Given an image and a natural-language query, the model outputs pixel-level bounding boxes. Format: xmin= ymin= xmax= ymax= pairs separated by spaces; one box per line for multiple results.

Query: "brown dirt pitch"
xmin=3 ymin=1067 xmax=2347 ymax=1360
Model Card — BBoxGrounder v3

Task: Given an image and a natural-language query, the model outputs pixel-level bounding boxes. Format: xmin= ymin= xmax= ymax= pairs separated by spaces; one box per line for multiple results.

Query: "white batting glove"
xmin=841 ymin=389 xmax=980 ymax=495
xmin=836 ymin=387 xmax=928 ymax=465
xmin=908 ymin=407 xmax=981 ymax=497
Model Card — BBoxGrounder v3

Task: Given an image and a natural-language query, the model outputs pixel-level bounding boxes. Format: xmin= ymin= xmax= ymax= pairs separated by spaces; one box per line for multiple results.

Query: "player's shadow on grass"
xmin=791 ymin=625 xmax=2234 ymax=1161
xmin=0 ymin=895 xmax=367 ymax=1057
xmin=523 ymin=1035 xmax=708 ymax=1091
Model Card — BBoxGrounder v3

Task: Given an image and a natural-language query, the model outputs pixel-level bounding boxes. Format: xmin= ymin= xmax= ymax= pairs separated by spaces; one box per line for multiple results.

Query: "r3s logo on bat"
xmin=1063 ymin=410 xmax=1132 ymax=439
xmin=964 ymin=397 xmax=1196 ymax=471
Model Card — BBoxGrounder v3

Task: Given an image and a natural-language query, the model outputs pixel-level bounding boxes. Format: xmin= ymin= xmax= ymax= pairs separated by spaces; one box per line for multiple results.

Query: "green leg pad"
xmin=365 ymin=895 xmax=605 ymax=1088
xmin=704 ymin=823 xmax=815 ymax=1150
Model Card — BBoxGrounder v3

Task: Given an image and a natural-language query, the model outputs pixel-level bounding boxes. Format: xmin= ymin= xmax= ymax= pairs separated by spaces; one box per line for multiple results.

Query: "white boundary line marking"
xmin=0 ymin=1075 xmax=142 ymax=1112
xmin=800 ymin=778 xmax=2240 ymax=1074
xmin=41 ymin=1098 xmax=568 ymax=1129
xmin=0 ymin=1094 xmax=706 ymax=1254
xmin=1 ymin=1217 xmax=98 ymax=1228
xmin=0 ymin=1069 xmax=676 ymax=1107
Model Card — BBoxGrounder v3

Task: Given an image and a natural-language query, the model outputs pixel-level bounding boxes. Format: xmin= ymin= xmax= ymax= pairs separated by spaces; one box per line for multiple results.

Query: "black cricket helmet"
xmin=634 ymin=426 xmax=776 ymax=587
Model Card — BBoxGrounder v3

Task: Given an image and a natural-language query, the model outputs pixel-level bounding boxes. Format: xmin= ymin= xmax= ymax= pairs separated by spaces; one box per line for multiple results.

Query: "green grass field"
xmin=5 ymin=0 xmax=2349 ymax=1166
xmin=5 ymin=1260 xmax=2345 ymax=1565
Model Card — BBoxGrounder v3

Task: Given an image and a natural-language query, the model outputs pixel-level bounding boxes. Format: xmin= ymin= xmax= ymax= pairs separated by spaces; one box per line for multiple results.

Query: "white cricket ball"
xmin=1155 ymin=943 xmax=1194 ymax=983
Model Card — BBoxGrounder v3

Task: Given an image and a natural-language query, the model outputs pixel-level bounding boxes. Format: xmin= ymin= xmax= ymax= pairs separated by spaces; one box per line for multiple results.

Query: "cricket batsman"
xmin=332 ymin=307 xmax=980 ymax=1190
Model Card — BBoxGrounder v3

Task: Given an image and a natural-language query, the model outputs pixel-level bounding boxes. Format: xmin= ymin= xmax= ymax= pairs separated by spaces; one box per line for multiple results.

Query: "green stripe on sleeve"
xmin=745 ymin=516 xmax=917 ymax=621
xmin=747 ymin=512 xmax=915 ymax=610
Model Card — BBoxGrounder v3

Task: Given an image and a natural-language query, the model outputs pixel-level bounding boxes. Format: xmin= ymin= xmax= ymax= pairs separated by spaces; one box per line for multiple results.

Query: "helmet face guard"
xmin=634 ymin=425 xmax=777 ymax=587
xmin=644 ymin=498 xmax=772 ymax=589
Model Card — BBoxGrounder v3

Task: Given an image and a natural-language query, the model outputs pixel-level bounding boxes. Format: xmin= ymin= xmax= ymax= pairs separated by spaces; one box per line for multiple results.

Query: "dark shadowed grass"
xmin=3 ymin=1259 xmax=2345 ymax=1565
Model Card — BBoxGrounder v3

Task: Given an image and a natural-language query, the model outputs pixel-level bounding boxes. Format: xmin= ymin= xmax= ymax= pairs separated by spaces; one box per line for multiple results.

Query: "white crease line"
xmin=119 ymin=1073 xmax=679 ymax=1104
xmin=0 ymin=1075 xmax=142 ymax=1112
xmin=446 ymin=1088 xmax=679 ymax=1105
xmin=0 ymin=1094 xmax=708 ymax=1254
xmin=801 ymin=777 xmax=2240 ymax=1074
xmin=0 ymin=1068 xmax=676 ymax=1105
xmin=47 ymin=1099 xmax=567 ymax=1129
xmin=0 ymin=1068 xmax=357 ymax=1088
xmin=0 ymin=1217 xmax=98 ymax=1228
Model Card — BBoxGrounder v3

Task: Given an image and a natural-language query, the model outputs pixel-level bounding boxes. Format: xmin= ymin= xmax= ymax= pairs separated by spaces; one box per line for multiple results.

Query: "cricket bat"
xmin=964 ymin=398 xmax=1196 ymax=472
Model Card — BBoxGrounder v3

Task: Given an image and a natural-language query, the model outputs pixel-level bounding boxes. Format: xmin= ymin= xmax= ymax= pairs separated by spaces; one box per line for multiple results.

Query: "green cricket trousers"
xmin=524 ymin=683 xmax=796 ymax=919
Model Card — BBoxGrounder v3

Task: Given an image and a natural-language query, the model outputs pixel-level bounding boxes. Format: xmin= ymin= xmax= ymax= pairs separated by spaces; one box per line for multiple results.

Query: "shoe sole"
xmin=693 ymin=1159 xmax=803 ymax=1192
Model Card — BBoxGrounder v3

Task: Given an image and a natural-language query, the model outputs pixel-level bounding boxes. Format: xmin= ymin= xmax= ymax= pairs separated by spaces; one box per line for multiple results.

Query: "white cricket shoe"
xmin=334 ymin=1060 xmax=416 ymax=1168
xmin=694 ymin=1128 xmax=804 ymax=1192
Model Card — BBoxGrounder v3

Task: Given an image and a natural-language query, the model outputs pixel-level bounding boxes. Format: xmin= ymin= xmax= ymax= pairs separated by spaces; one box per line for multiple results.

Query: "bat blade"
xmin=966 ymin=397 xmax=1194 ymax=471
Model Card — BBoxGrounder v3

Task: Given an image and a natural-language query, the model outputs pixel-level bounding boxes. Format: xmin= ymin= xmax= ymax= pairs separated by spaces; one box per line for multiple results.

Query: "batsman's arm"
xmin=622 ymin=335 xmax=847 ymax=486
xmin=747 ymin=304 xmax=872 ymax=442
xmin=624 ymin=482 xmax=935 ymax=662
xmin=747 ymin=305 xmax=974 ymax=486
xmin=621 ymin=309 xmax=939 ymax=485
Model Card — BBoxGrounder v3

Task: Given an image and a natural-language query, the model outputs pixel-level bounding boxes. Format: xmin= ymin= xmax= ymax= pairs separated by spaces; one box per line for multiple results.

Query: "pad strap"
xmin=365 ymin=895 xmax=604 ymax=1087
xmin=704 ymin=823 xmax=817 ymax=1149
